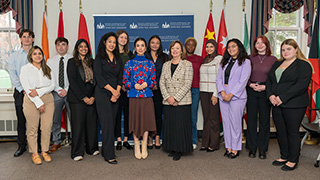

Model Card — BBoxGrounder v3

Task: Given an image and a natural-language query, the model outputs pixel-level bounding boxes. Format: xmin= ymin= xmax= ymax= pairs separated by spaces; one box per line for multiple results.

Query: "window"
xmin=0 ymin=11 xmax=21 ymax=92
xmin=265 ymin=8 xmax=303 ymax=58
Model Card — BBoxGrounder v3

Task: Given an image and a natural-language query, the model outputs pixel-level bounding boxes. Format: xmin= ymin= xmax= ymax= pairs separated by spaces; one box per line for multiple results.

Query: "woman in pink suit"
xmin=216 ymin=38 xmax=251 ymax=159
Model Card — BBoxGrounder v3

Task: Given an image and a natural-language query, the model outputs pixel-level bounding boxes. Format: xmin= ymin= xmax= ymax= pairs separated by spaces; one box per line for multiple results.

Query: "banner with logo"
xmin=93 ymin=14 xmax=194 ymax=142
xmin=93 ymin=14 xmax=194 ymax=54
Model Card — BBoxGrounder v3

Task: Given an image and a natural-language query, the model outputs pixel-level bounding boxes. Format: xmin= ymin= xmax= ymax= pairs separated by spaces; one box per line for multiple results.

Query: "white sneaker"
xmin=93 ymin=151 xmax=100 ymax=156
xmin=73 ymin=156 xmax=83 ymax=161
xmin=193 ymin=144 xmax=197 ymax=150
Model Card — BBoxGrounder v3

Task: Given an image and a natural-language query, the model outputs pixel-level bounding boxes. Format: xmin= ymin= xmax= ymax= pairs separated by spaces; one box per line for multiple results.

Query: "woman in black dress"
xmin=94 ymin=32 xmax=122 ymax=164
xmin=146 ymin=35 xmax=167 ymax=149
xmin=114 ymin=30 xmax=133 ymax=151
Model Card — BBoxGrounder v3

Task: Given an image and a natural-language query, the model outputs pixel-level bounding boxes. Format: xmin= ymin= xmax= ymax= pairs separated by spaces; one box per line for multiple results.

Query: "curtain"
xmin=274 ymin=0 xmax=303 ymax=13
xmin=11 ymin=0 xmax=33 ymax=34
xmin=303 ymin=0 xmax=316 ymax=45
xmin=0 ymin=0 xmax=11 ymax=14
xmin=250 ymin=0 xmax=274 ymax=50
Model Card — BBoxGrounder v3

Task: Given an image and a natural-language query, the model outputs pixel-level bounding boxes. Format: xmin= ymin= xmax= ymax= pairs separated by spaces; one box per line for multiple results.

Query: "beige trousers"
xmin=23 ymin=93 xmax=54 ymax=153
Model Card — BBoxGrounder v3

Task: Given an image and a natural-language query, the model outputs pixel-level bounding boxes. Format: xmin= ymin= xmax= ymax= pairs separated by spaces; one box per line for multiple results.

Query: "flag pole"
xmin=59 ymin=0 xmax=62 ymax=12
xmin=210 ymin=0 xmax=212 ymax=13
xmin=223 ymin=0 xmax=226 ymax=7
xmin=44 ymin=0 xmax=47 ymax=14
xmin=242 ymin=0 xmax=246 ymax=144
xmin=79 ymin=0 xmax=82 ymax=13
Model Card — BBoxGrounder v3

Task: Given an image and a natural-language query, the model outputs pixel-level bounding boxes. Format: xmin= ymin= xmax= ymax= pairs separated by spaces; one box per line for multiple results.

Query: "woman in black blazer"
xmin=94 ymin=32 xmax=122 ymax=164
xmin=67 ymin=39 xmax=99 ymax=161
xmin=266 ymin=39 xmax=312 ymax=171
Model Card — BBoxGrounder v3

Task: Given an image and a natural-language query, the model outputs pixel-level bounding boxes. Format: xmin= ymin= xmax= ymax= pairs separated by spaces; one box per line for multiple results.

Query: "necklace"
xmin=107 ymin=58 xmax=117 ymax=68
xmin=258 ymin=55 xmax=266 ymax=63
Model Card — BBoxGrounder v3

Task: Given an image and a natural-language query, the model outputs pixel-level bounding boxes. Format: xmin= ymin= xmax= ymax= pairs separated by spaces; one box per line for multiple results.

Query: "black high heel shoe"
xmin=224 ymin=150 xmax=231 ymax=157
xmin=123 ymin=141 xmax=133 ymax=150
xmin=155 ymin=144 xmax=161 ymax=149
xmin=228 ymin=151 xmax=240 ymax=159
xmin=106 ymin=159 xmax=118 ymax=165
xmin=116 ymin=141 xmax=122 ymax=151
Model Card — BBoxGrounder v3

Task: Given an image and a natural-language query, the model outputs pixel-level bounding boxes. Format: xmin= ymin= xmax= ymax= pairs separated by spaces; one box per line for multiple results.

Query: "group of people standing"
xmin=7 ymin=28 xmax=312 ymax=171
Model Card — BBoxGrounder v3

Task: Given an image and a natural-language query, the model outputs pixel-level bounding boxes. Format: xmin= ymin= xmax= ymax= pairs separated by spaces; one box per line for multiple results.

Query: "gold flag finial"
xmin=315 ymin=0 xmax=317 ymax=10
xmin=223 ymin=0 xmax=226 ymax=7
xmin=242 ymin=0 xmax=245 ymax=12
xmin=44 ymin=0 xmax=47 ymax=13
xmin=59 ymin=0 xmax=62 ymax=11
xmin=210 ymin=0 xmax=213 ymax=12
xmin=80 ymin=0 xmax=82 ymax=13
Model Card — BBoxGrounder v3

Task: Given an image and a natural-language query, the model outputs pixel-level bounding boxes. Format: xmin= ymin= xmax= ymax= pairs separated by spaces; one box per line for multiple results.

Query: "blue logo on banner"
xmin=94 ymin=14 xmax=194 ymax=55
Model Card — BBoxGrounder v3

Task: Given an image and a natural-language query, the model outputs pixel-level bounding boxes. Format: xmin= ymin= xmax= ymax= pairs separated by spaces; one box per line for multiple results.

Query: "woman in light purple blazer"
xmin=216 ymin=38 xmax=251 ymax=159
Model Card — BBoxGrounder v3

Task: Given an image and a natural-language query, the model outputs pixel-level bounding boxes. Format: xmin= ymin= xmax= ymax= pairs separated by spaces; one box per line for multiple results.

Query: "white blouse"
xmin=199 ymin=55 xmax=222 ymax=97
xmin=20 ymin=63 xmax=55 ymax=108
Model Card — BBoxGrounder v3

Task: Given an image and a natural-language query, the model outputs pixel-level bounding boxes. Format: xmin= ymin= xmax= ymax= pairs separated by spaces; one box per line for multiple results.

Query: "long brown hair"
xmin=27 ymin=46 xmax=51 ymax=79
xmin=116 ymin=30 xmax=130 ymax=54
xmin=279 ymin=39 xmax=313 ymax=72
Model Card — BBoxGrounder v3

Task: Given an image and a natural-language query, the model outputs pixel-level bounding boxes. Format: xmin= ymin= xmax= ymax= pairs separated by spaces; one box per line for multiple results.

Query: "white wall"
xmin=33 ymin=0 xmax=252 ymax=57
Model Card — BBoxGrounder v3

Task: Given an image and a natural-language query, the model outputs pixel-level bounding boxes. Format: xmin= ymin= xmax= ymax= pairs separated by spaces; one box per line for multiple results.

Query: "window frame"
xmin=266 ymin=7 xmax=305 ymax=58
xmin=0 ymin=11 xmax=20 ymax=94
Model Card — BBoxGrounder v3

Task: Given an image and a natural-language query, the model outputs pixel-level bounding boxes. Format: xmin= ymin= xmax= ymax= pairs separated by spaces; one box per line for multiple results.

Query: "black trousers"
xmin=96 ymin=91 xmax=119 ymax=161
xmin=115 ymin=89 xmax=130 ymax=138
xmin=69 ymin=102 xmax=98 ymax=159
xmin=272 ymin=106 xmax=306 ymax=163
xmin=13 ymin=89 xmax=27 ymax=148
xmin=152 ymin=89 xmax=163 ymax=136
xmin=245 ymin=87 xmax=271 ymax=152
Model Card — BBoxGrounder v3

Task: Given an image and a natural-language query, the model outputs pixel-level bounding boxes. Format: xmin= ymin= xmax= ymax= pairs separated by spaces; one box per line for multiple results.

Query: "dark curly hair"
xmin=96 ymin=32 xmax=120 ymax=61
xmin=221 ymin=38 xmax=249 ymax=68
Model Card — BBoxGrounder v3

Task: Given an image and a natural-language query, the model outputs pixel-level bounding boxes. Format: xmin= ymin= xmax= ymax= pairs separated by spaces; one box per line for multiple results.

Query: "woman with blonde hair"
xmin=20 ymin=46 xmax=55 ymax=165
xmin=160 ymin=40 xmax=193 ymax=161
xmin=266 ymin=39 xmax=312 ymax=171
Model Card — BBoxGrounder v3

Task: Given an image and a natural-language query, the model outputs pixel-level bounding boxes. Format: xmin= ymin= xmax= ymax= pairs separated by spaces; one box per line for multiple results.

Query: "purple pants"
xmin=219 ymin=98 xmax=246 ymax=151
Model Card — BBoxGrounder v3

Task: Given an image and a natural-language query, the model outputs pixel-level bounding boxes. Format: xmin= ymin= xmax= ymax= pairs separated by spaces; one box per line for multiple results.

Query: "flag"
xmin=41 ymin=11 xmax=49 ymax=61
xmin=242 ymin=11 xmax=250 ymax=53
xmin=57 ymin=10 xmax=66 ymax=128
xmin=308 ymin=8 xmax=319 ymax=122
xmin=78 ymin=13 xmax=92 ymax=52
xmin=217 ymin=9 xmax=228 ymax=55
xmin=57 ymin=11 xmax=64 ymax=38
xmin=201 ymin=12 xmax=216 ymax=58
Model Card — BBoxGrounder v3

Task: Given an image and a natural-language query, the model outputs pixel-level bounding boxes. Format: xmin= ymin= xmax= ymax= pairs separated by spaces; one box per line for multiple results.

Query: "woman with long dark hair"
xmin=160 ymin=40 xmax=193 ymax=161
xmin=267 ymin=39 xmax=312 ymax=171
xmin=94 ymin=32 xmax=122 ymax=164
xmin=199 ymin=39 xmax=222 ymax=152
xmin=67 ymin=39 xmax=99 ymax=161
xmin=123 ymin=37 xmax=156 ymax=160
xmin=114 ymin=30 xmax=133 ymax=151
xmin=20 ymin=46 xmax=55 ymax=165
xmin=146 ymin=35 xmax=168 ymax=149
xmin=216 ymin=38 xmax=251 ymax=159
xmin=246 ymin=35 xmax=277 ymax=159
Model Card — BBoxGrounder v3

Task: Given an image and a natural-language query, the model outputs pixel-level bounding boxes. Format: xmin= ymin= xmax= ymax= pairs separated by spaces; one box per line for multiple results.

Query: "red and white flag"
xmin=217 ymin=9 xmax=228 ymax=55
